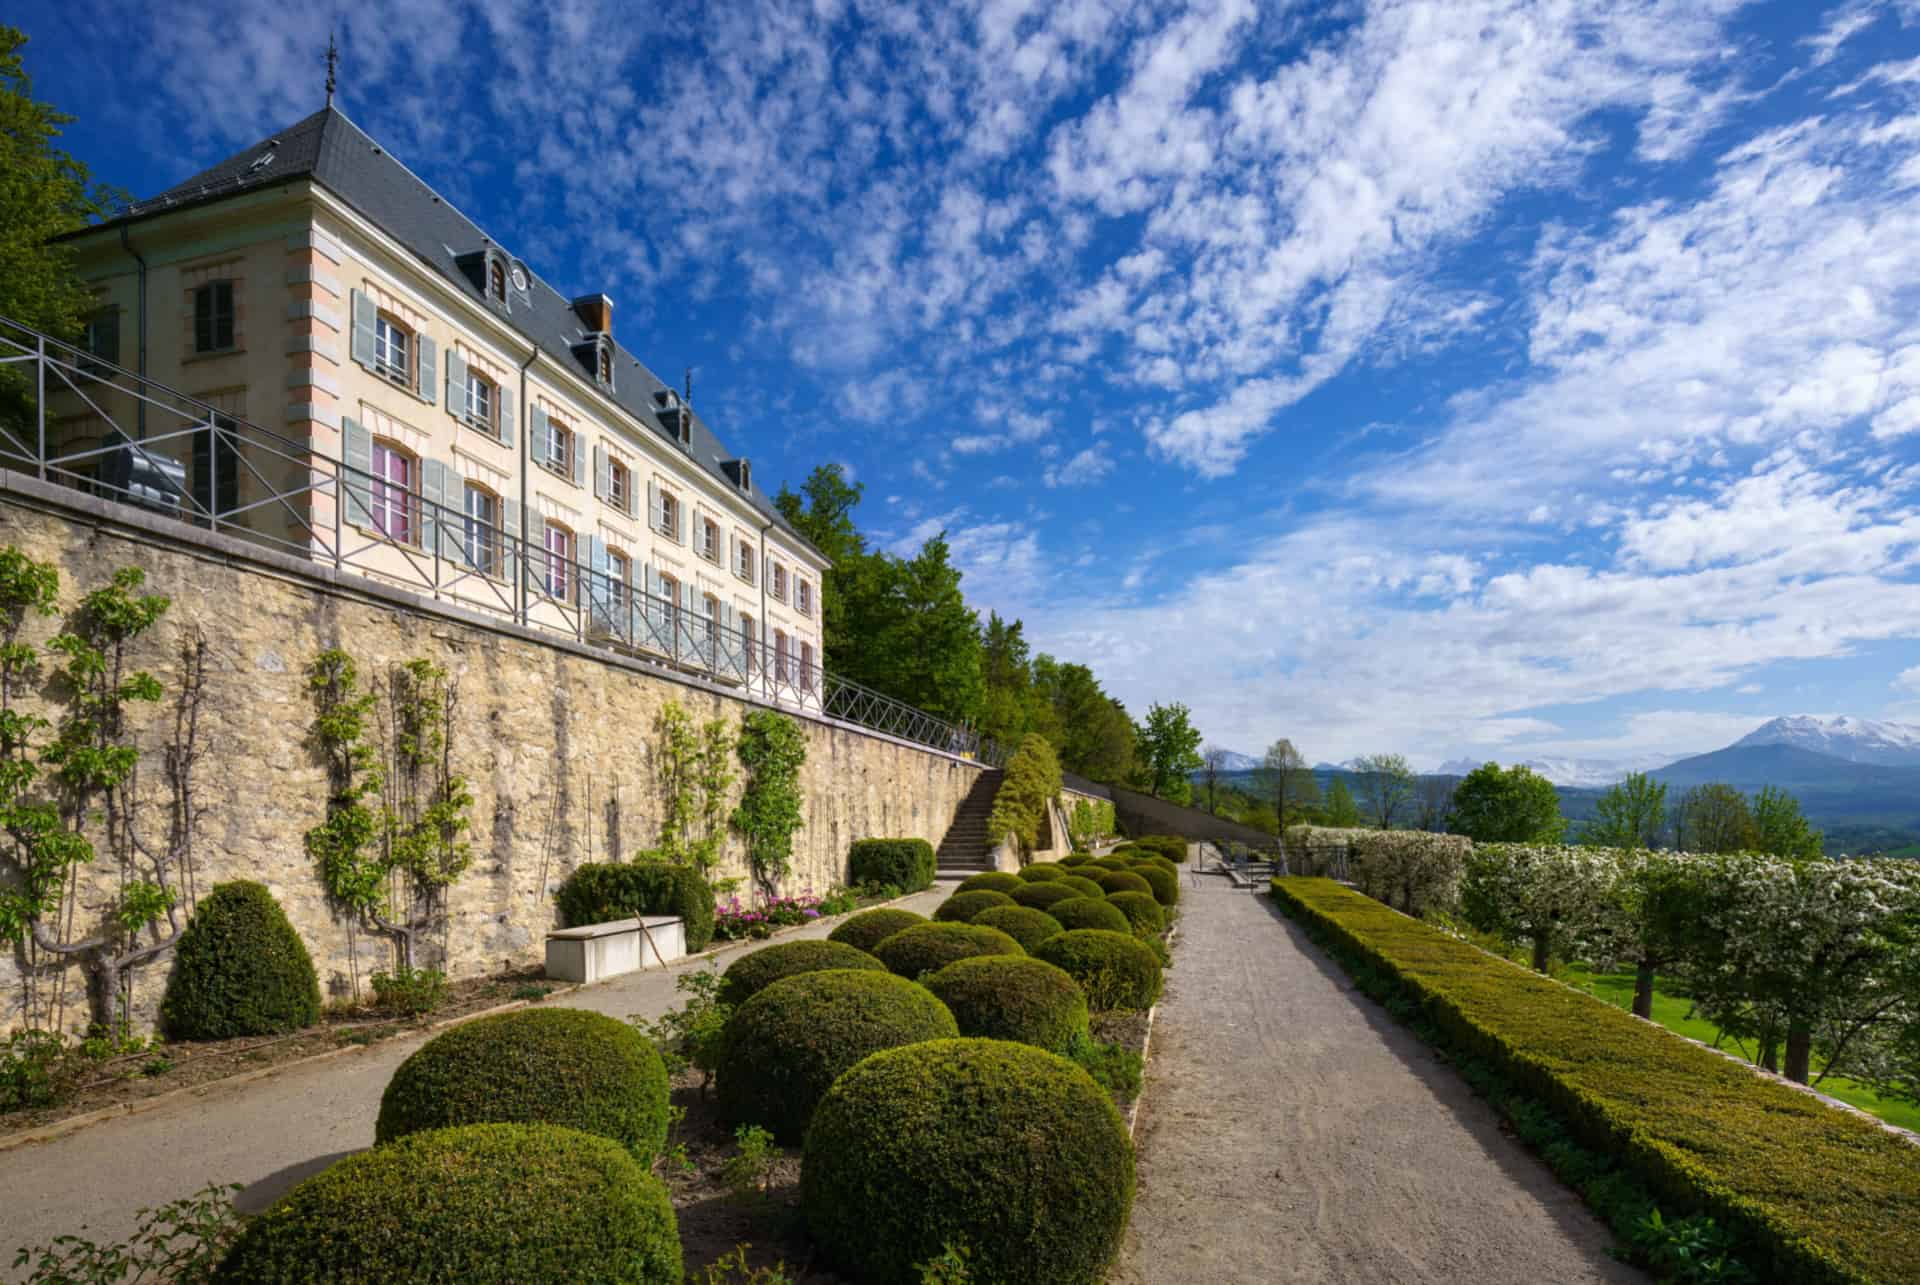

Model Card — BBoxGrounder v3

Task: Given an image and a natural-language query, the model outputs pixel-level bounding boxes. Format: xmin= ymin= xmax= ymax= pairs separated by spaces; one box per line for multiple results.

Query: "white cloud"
xmin=1043 ymin=444 xmax=1116 ymax=488
xmin=1896 ymin=665 xmax=1920 ymax=694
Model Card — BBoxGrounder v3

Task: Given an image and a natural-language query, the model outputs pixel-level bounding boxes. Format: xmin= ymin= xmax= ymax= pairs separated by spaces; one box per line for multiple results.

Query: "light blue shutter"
xmin=673 ymin=493 xmax=685 ymax=543
xmin=586 ymin=535 xmax=610 ymax=631
xmin=571 ymin=434 xmax=586 ymax=488
xmin=497 ymin=386 xmax=515 ymax=448
xmin=349 ymin=291 xmax=376 ymax=368
xmin=500 ymin=499 xmax=521 ymax=589
xmin=529 ymin=406 xmax=549 ymax=467
xmin=648 ymin=479 xmax=662 ymax=533
xmin=593 ymin=443 xmax=609 ymax=502
xmin=445 ymin=349 xmax=468 ymax=420
xmin=524 ymin=504 xmax=547 ymax=596
xmin=440 ymin=464 xmax=466 ymax=560
xmin=422 ymin=458 xmax=446 ymax=553
xmin=342 ymin=417 xmax=373 ymax=527
xmin=418 ymin=335 xmax=437 ymax=405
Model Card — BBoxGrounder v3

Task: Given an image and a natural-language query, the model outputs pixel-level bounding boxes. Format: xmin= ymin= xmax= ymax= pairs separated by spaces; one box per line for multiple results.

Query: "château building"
xmin=50 ymin=102 xmax=827 ymax=696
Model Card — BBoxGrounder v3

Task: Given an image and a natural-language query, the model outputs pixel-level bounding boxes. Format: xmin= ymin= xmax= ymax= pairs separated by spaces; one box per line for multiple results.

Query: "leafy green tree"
xmin=1753 ymin=785 xmax=1823 ymax=859
xmin=1446 ymin=763 xmax=1566 ymax=843
xmin=1324 ymin=776 xmax=1362 ymax=827
xmin=0 ymin=27 xmax=119 ymax=344
xmin=1674 ymin=783 xmax=1758 ymax=854
xmin=1351 ymin=753 xmax=1415 ymax=829
xmin=1582 ymin=771 xmax=1667 ymax=849
xmin=1032 ymin=655 xmax=1133 ymax=782
xmin=775 ymin=464 xmax=868 ymax=674
xmin=1132 ymin=702 xmax=1203 ymax=804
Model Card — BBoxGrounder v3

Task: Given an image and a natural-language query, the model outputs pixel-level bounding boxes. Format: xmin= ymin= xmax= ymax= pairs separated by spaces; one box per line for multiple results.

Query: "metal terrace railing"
xmin=0 ymin=314 xmax=1002 ymax=765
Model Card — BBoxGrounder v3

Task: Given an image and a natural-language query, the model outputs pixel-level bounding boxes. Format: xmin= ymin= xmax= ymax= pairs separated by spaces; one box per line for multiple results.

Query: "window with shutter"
xmin=373 ymin=313 xmax=412 ymax=388
xmin=463 ymin=483 xmax=500 ymax=576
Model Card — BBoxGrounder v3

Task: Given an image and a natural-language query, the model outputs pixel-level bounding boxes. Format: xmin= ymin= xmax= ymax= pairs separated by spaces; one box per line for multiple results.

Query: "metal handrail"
xmin=0 ymin=313 xmax=1005 ymax=766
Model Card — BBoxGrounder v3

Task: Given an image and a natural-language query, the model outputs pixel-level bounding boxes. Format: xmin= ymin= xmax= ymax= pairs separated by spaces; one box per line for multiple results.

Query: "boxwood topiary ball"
xmin=801 ymin=1039 xmax=1133 ymax=1285
xmin=1059 ymin=853 xmax=1095 ymax=867
xmin=718 ymin=939 xmax=888 ymax=1008
xmin=1092 ymin=857 xmax=1133 ymax=873
xmin=1015 ymin=864 xmax=1066 ymax=882
xmin=970 ymin=904 xmax=1064 ymax=953
xmin=1105 ymin=891 xmax=1168 ymax=938
xmin=1127 ymin=861 xmax=1180 ymax=907
xmin=956 ymin=871 xmax=1022 ymax=894
xmin=1011 ymin=881 xmax=1080 ymax=911
xmin=872 ymin=922 xmax=1026 ymax=979
xmin=717 ymin=969 xmax=958 ymax=1142
xmin=934 ymin=889 xmax=1017 ymax=923
xmin=214 ymin=1123 xmax=681 ymax=1284
xmin=827 ymin=907 xmax=927 ymax=954
xmin=1059 ymin=875 xmax=1108 ymax=899
xmin=1046 ymin=896 xmax=1131 ymax=935
xmin=160 ymin=880 xmax=320 ymax=1040
xmin=376 ymin=1008 xmax=669 ymax=1162
xmin=923 ymin=956 xmax=1088 ymax=1052
xmin=1034 ymin=930 xmax=1165 ymax=1011
xmin=1094 ymin=870 xmax=1153 ymax=898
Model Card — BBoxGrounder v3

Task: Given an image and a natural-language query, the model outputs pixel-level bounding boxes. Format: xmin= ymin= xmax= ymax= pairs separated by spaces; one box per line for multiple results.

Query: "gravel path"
xmin=0 ymin=889 xmax=948 ymax=1278
xmin=1111 ymin=876 xmax=1641 ymax=1285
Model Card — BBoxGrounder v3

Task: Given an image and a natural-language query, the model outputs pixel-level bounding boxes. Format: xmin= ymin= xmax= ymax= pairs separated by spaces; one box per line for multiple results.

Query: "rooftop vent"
xmin=247 ymin=151 xmax=276 ymax=174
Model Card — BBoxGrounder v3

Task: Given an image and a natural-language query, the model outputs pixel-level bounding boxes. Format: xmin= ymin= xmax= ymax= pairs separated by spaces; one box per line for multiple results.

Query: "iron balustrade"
xmin=0 ymin=313 xmax=1004 ymax=766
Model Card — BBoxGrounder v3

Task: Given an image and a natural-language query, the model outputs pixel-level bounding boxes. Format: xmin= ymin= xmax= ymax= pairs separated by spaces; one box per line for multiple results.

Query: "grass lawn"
xmin=1562 ymin=965 xmax=1920 ymax=1134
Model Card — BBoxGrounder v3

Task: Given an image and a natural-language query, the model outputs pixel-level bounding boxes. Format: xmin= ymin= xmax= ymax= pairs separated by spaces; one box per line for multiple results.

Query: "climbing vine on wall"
xmin=654 ymin=700 xmax=735 ymax=871
xmin=731 ymin=709 xmax=807 ymax=901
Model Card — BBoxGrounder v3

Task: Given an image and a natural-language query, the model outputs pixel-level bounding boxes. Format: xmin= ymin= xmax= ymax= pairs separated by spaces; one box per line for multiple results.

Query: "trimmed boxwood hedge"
xmin=1091 ymin=857 xmax=1132 ymax=873
xmin=971 ymin=905 xmax=1064 ymax=953
xmin=717 ymin=969 xmax=959 ymax=1141
xmin=827 ymin=907 xmax=927 ymax=954
xmin=801 ymin=1039 xmax=1133 ymax=1285
xmin=1270 ymin=877 xmax=1920 ymax=1285
xmin=1094 ymin=869 xmax=1153 ymax=897
xmin=849 ymin=838 xmax=937 ymax=892
xmin=1011 ymin=881 xmax=1080 ymax=911
xmin=1034 ymin=930 xmax=1164 ymax=1010
xmin=923 ymin=955 xmax=1088 ymax=1052
xmin=1104 ymin=891 xmax=1167 ymax=938
xmin=1136 ymin=835 xmax=1190 ymax=864
xmin=1125 ymin=862 xmax=1179 ymax=907
xmin=1059 ymin=853 xmax=1095 ymax=867
xmin=556 ymin=860 xmax=715 ymax=952
xmin=957 ymin=871 xmax=1022 ymax=894
xmin=1058 ymin=874 xmax=1108 ymax=900
xmin=161 ymin=881 xmax=320 ymax=1040
xmin=873 ymin=922 xmax=1025 ymax=979
xmin=719 ymin=940 xmax=887 ymax=1008
xmin=1045 ymin=896 xmax=1130 ymax=935
xmin=934 ymin=889 xmax=1017 ymax=923
xmin=1015 ymin=864 xmax=1066 ymax=882
xmin=376 ymin=1008 xmax=670 ymax=1162
xmin=214 ymin=1123 xmax=681 ymax=1283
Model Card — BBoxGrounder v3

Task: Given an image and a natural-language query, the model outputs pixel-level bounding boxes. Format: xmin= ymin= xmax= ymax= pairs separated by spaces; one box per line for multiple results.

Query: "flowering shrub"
xmin=1347 ymin=831 xmax=1471 ymax=917
xmin=711 ymin=887 xmax=849 ymax=941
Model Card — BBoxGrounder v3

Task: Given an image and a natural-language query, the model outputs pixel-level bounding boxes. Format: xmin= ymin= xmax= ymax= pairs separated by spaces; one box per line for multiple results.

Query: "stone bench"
xmin=545 ymin=916 xmax=686 ymax=985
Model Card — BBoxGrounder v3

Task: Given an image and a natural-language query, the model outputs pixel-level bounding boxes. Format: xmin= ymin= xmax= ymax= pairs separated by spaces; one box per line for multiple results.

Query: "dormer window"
xmin=488 ymin=259 xmax=506 ymax=303
xmin=598 ymin=346 xmax=612 ymax=385
xmin=574 ymin=334 xmax=616 ymax=392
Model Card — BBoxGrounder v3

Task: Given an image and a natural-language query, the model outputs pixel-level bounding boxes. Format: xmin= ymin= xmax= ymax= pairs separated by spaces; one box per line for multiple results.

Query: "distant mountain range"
xmin=1730 ymin=715 xmax=1920 ymax=766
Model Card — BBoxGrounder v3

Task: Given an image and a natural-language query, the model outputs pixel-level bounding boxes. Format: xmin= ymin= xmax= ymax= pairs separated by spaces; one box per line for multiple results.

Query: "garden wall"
xmin=1109 ymin=783 xmax=1280 ymax=850
xmin=0 ymin=473 xmax=986 ymax=1034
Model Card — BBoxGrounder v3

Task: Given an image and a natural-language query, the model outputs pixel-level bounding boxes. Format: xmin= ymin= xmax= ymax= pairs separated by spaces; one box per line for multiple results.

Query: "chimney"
xmin=572 ymin=293 xmax=613 ymax=334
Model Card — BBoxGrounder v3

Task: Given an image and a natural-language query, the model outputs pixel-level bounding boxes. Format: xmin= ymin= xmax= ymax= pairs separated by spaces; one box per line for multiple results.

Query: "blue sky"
xmin=21 ymin=0 xmax=1920 ymax=767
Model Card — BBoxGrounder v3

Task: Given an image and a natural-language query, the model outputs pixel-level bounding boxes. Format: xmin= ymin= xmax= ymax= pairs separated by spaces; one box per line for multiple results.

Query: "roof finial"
xmin=325 ymin=30 xmax=339 ymax=108
xmin=684 ymin=366 xmax=693 ymax=410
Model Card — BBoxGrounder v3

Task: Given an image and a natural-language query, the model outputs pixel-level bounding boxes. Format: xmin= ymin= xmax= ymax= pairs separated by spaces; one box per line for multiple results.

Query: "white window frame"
xmin=735 ymin=536 xmax=756 ymax=584
xmin=698 ymin=516 xmax=719 ymax=561
xmin=463 ymin=483 xmax=500 ymax=576
xmin=656 ymin=489 xmax=680 ymax=540
xmin=545 ymin=521 xmax=574 ymax=602
xmin=373 ymin=313 xmax=413 ymax=388
xmin=465 ymin=368 xmax=496 ymax=434
xmin=542 ymin=416 xmax=575 ymax=480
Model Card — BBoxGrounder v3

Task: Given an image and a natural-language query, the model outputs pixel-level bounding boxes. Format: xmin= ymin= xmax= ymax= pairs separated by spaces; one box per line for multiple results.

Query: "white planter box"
xmin=545 ymin=916 xmax=686 ymax=984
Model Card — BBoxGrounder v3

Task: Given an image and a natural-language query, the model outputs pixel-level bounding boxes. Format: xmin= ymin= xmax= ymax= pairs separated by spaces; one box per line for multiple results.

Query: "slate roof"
xmin=84 ymin=106 xmax=821 ymax=560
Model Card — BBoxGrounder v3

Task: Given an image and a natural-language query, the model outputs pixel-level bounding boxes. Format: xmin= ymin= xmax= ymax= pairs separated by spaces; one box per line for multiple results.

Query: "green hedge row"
xmin=849 ymin=838 xmax=937 ymax=892
xmin=556 ymin=860 xmax=715 ymax=952
xmin=1269 ymin=877 xmax=1920 ymax=1285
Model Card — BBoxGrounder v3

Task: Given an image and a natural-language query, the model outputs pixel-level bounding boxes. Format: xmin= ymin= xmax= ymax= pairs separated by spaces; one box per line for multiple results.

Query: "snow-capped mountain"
xmin=1207 ymin=749 xmax=1264 ymax=772
xmin=1731 ymin=715 xmax=1920 ymax=766
xmin=1433 ymin=755 xmax=1678 ymax=788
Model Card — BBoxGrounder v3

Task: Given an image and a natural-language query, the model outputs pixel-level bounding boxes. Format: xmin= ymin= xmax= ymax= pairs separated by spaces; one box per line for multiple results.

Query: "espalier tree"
xmin=306 ymin=650 xmax=473 ymax=988
xmin=0 ymin=550 xmax=200 ymax=1035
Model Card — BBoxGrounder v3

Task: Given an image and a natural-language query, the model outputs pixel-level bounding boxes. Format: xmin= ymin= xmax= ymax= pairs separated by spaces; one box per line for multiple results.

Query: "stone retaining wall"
xmin=0 ymin=476 xmax=984 ymax=1034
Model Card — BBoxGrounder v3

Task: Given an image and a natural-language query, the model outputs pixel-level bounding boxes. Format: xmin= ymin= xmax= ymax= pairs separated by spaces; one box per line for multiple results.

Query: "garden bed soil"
xmin=1 ymin=966 xmax=562 ymax=1137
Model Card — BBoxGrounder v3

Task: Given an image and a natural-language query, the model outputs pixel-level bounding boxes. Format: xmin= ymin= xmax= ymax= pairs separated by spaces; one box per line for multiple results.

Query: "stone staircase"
xmin=935 ymin=769 xmax=1005 ymax=880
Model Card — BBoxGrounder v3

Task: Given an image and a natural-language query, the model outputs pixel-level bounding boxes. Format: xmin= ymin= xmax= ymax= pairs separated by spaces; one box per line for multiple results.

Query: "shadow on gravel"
xmin=235 ymin=1149 xmax=361 ymax=1212
xmin=1248 ymin=889 xmax=1641 ymax=1277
